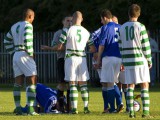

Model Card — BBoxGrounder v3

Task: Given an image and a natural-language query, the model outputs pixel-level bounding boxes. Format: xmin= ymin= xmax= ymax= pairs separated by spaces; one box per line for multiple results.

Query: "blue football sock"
xmin=107 ymin=88 xmax=116 ymax=112
xmin=114 ymin=85 xmax=122 ymax=107
xmin=102 ymin=87 xmax=109 ymax=110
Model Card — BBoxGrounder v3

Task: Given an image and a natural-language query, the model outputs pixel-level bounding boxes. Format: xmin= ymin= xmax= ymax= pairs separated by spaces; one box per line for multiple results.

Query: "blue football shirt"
xmin=36 ymin=83 xmax=57 ymax=113
xmin=99 ymin=22 xmax=121 ymax=58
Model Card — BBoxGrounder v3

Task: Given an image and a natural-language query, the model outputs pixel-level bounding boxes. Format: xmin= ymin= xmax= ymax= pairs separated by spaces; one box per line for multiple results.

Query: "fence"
xmin=0 ymin=32 xmax=98 ymax=84
xmin=0 ymin=31 xmax=160 ymax=84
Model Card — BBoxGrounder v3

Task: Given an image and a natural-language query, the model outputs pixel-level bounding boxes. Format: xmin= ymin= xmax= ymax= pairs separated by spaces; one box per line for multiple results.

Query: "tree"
xmin=0 ymin=0 xmax=159 ymax=32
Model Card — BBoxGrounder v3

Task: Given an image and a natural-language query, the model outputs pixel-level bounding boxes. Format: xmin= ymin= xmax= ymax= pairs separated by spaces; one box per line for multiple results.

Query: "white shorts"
xmin=64 ymin=57 xmax=89 ymax=82
xmin=124 ymin=66 xmax=150 ymax=84
xmin=118 ymin=71 xmax=125 ymax=84
xmin=13 ymin=51 xmax=37 ymax=77
xmin=100 ymin=56 xmax=122 ymax=83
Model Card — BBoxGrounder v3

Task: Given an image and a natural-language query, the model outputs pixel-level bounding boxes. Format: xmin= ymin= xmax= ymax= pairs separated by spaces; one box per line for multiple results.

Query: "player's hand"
xmin=93 ymin=64 xmax=100 ymax=69
xmin=148 ymin=63 xmax=152 ymax=69
xmin=41 ymin=45 xmax=50 ymax=50
xmin=120 ymin=64 xmax=124 ymax=71
xmin=93 ymin=53 xmax=98 ymax=60
xmin=96 ymin=59 xmax=102 ymax=69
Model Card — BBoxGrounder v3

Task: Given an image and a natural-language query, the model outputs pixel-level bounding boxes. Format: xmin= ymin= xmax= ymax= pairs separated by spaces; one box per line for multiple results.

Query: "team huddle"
xmin=3 ymin=4 xmax=153 ymax=118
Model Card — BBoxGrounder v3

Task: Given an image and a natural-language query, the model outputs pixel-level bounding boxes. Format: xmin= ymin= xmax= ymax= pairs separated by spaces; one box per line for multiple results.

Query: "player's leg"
xmin=114 ymin=83 xmax=124 ymax=112
xmin=12 ymin=52 xmax=24 ymax=115
xmin=140 ymin=82 xmax=150 ymax=118
xmin=97 ymin=68 xmax=110 ymax=113
xmin=127 ymin=84 xmax=135 ymax=118
xmin=57 ymin=83 xmax=65 ymax=112
xmin=139 ymin=64 xmax=152 ymax=118
xmin=101 ymin=82 xmax=109 ymax=113
xmin=79 ymin=57 xmax=90 ymax=114
xmin=13 ymin=75 xmax=24 ymax=115
xmin=26 ymin=75 xmax=38 ymax=115
xmin=21 ymin=55 xmax=39 ymax=115
xmin=95 ymin=65 xmax=109 ymax=113
xmin=66 ymin=83 xmax=71 ymax=112
xmin=122 ymin=84 xmax=129 ymax=112
xmin=107 ymin=57 xmax=122 ymax=113
xmin=117 ymin=82 xmax=122 ymax=99
xmin=56 ymin=58 xmax=66 ymax=112
xmin=65 ymin=57 xmax=79 ymax=114
xmin=106 ymin=82 xmax=116 ymax=113
xmin=101 ymin=57 xmax=117 ymax=113
xmin=69 ymin=81 xmax=78 ymax=114
xmin=79 ymin=81 xmax=90 ymax=113
xmin=118 ymin=71 xmax=128 ymax=112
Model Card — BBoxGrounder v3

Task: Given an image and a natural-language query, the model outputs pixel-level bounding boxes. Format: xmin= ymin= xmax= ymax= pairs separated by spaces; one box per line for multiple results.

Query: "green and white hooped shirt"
xmin=4 ymin=21 xmax=34 ymax=56
xmin=59 ymin=25 xmax=94 ymax=58
xmin=119 ymin=21 xmax=152 ymax=68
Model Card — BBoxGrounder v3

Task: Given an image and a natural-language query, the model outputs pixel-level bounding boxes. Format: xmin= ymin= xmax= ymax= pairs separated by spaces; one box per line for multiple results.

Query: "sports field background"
xmin=0 ymin=84 xmax=159 ymax=120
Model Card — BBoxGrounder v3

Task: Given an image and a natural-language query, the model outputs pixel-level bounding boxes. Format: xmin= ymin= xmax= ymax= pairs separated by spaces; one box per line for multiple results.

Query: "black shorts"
xmin=57 ymin=58 xmax=65 ymax=83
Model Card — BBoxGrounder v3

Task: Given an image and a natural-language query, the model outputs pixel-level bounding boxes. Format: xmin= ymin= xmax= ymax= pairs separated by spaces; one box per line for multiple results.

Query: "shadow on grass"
xmin=0 ymin=112 xmax=14 ymax=116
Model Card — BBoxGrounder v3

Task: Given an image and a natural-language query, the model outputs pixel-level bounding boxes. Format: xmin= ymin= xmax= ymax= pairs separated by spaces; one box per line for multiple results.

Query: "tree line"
xmin=0 ymin=0 xmax=160 ymax=32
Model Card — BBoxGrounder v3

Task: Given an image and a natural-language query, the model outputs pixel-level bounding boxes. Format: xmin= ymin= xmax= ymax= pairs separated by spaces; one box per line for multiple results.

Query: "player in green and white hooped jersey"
xmin=60 ymin=11 xmax=96 ymax=114
xmin=119 ymin=4 xmax=152 ymax=118
xmin=4 ymin=9 xmax=39 ymax=116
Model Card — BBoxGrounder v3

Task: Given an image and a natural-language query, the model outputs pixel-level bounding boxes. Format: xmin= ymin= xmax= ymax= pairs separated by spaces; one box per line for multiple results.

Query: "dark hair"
xmin=128 ymin=4 xmax=141 ymax=18
xmin=100 ymin=9 xmax=112 ymax=19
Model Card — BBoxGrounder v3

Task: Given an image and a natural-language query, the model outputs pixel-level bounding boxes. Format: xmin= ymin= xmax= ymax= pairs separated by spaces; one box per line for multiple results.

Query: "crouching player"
xmin=35 ymin=83 xmax=67 ymax=113
xmin=15 ymin=83 xmax=67 ymax=114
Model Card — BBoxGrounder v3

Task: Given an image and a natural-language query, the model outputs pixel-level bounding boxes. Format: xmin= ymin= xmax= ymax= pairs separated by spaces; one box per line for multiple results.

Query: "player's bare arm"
xmin=97 ymin=45 xmax=104 ymax=68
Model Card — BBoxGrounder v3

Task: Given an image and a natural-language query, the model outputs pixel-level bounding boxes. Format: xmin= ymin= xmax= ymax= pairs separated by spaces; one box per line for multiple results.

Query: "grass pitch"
xmin=0 ymin=84 xmax=159 ymax=120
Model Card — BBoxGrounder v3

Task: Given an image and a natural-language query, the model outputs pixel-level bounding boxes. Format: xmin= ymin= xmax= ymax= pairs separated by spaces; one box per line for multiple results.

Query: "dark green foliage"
xmin=0 ymin=0 xmax=160 ymax=32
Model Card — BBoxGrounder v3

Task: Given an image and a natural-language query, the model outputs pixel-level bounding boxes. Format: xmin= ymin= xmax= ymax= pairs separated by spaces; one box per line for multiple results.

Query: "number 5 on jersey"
xmin=76 ymin=29 xmax=81 ymax=42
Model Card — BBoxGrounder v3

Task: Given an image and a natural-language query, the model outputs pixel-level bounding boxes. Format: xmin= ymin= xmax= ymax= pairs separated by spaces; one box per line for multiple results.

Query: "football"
xmin=133 ymin=100 xmax=141 ymax=112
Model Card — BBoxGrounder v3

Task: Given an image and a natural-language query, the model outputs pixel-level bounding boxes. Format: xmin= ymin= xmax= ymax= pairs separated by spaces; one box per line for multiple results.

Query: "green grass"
xmin=0 ymin=84 xmax=159 ymax=120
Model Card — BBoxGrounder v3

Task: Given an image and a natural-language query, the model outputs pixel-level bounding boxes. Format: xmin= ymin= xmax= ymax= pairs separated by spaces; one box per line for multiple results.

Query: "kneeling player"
xmin=15 ymin=83 xmax=67 ymax=114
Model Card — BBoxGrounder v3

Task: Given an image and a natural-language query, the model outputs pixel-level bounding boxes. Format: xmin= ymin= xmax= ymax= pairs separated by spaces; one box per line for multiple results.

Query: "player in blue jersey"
xmin=92 ymin=26 xmax=123 ymax=113
xmin=19 ymin=83 xmax=67 ymax=114
xmin=96 ymin=9 xmax=122 ymax=113
xmin=35 ymin=83 xmax=59 ymax=113
xmin=92 ymin=28 xmax=122 ymax=113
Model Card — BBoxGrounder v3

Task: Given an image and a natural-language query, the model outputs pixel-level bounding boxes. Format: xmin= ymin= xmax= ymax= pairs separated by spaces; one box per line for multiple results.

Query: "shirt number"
xmin=125 ymin=26 xmax=135 ymax=41
xmin=76 ymin=29 xmax=81 ymax=43
xmin=114 ymin=27 xmax=119 ymax=42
